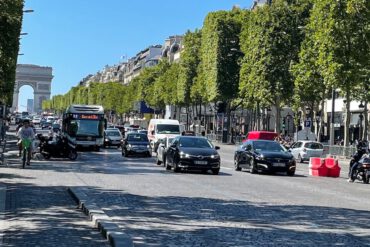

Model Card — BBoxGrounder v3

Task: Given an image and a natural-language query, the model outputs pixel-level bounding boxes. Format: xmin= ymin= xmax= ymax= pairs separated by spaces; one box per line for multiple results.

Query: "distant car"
xmin=165 ymin=136 xmax=221 ymax=175
xmin=32 ymin=116 xmax=41 ymax=125
xmin=242 ymin=131 xmax=278 ymax=142
xmin=234 ymin=140 xmax=296 ymax=176
xmin=156 ymin=137 xmax=175 ymax=166
xmin=138 ymin=129 xmax=148 ymax=136
xmin=121 ymin=133 xmax=151 ymax=157
xmin=41 ymin=122 xmax=52 ymax=129
xmin=51 ymin=123 xmax=61 ymax=133
xmin=103 ymin=129 xmax=123 ymax=148
xmin=289 ymin=141 xmax=324 ymax=163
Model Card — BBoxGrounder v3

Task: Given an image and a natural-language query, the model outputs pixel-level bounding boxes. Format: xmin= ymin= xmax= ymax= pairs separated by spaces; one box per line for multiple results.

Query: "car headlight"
xmin=255 ymin=155 xmax=264 ymax=161
xmin=105 ymin=139 xmax=109 ymax=141
xmin=180 ymin=151 xmax=190 ymax=158
xmin=128 ymin=144 xmax=132 ymax=148
xmin=211 ymin=154 xmax=220 ymax=159
xmin=147 ymin=145 xmax=150 ymax=148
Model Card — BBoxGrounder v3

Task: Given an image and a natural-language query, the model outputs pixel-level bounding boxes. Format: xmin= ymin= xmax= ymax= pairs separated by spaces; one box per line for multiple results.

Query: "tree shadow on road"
xmin=76 ymin=187 xmax=370 ymax=246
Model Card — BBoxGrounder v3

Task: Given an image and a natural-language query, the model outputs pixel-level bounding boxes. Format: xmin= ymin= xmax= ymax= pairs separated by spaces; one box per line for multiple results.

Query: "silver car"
xmin=290 ymin=141 xmax=324 ymax=163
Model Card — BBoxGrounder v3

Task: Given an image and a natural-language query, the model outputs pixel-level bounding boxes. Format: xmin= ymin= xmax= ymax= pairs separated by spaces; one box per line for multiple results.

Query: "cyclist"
xmin=17 ymin=119 xmax=35 ymax=166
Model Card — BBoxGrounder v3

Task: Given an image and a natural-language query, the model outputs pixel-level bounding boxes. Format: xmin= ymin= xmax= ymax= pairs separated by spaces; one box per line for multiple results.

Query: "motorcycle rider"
xmin=348 ymin=140 xmax=369 ymax=182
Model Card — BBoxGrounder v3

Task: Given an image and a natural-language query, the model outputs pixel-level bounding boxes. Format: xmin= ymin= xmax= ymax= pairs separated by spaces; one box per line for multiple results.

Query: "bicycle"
xmin=21 ymin=138 xmax=32 ymax=168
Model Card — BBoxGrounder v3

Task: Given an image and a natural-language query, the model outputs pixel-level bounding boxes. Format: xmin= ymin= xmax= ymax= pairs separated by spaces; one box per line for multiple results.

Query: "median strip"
xmin=67 ymin=187 xmax=133 ymax=247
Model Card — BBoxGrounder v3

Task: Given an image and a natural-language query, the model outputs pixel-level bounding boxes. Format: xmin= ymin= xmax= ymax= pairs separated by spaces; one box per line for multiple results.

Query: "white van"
xmin=148 ymin=119 xmax=180 ymax=152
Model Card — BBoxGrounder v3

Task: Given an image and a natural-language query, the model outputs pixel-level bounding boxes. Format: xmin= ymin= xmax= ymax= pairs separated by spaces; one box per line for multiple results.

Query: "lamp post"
xmin=315 ymin=111 xmax=321 ymax=140
xmin=329 ymin=87 xmax=336 ymax=146
xmin=286 ymin=114 xmax=292 ymax=136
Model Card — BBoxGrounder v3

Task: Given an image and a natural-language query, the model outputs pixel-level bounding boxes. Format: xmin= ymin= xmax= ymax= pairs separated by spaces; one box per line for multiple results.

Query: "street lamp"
xmin=329 ymin=87 xmax=336 ymax=146
xmin=286 ymin=114 xmax=292 ymax=136
xmin=23 ymin=9 xmax=34 ymax=13
xmin=315 ymin=111 xmax=321 ymax=140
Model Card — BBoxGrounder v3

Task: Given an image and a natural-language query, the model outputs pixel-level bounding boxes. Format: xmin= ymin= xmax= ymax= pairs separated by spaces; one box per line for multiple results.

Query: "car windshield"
xmin=157 ymin=124 xmax=180 ymax=134
xmin=179 ymin=137 xmax=213 ymax=148
xmin=127 ymin=134 xmax=148 ymax=142
xmin=106 ymin=131 xmax=121 ymax=137
xmin=304 ymin=142 xmax=323 ymax=149
xmin=252 ymin=141 xmax=286 ymax=152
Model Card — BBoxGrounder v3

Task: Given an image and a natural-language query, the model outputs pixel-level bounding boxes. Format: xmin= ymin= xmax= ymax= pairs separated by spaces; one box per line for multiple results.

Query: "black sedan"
xmin=234 ymin=140 xmax=296 ymax=176
xmin=165 ymin=136 xmax=221 ymax=175
xmin=122 ymin=133 xmax=151 ymax=157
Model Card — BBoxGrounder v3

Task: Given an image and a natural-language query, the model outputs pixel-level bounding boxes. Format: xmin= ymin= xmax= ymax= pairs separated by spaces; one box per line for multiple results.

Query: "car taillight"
xmin=362 ymin=164 xmax=370 ymax=168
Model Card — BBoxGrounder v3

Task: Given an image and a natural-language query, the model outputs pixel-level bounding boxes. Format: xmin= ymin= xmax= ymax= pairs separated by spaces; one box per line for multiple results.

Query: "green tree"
xmin=0 ymin=0 xmax=24 ymax=105
xmin=308 ymin=0 xmax=369 ymax=146
xmin=240 ymin=0 xmax=311 ymax=133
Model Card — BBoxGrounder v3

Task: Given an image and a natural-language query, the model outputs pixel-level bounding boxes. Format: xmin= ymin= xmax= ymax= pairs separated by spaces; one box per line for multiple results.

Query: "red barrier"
xmin=309 ymin=157 xmax=328 ymax=177
xmin=324 ymin=158 xmax=341 ymax=178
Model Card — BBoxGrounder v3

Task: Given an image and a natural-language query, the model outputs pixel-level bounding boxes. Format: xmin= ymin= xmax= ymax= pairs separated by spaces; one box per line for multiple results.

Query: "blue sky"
xmin=18 ymin=0 xmax=253 ymax=111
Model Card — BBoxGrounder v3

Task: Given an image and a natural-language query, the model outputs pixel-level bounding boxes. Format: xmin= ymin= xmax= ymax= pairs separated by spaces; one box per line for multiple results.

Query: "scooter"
xmin=37 ymin=134 xmax=78 ymax=160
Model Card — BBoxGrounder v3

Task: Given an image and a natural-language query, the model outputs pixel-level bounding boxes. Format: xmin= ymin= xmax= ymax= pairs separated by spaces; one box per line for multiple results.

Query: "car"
xmin=32 ymin=116 xmax=41 ymax=125
xmin=165 ymin=136 xmax=221 ymax=175
xmin=156 ymin=137 xmax=175 ymax=166
xmin=41 ymin=121 xmax=52 ymax=129
xmin=138 ymin=129 xmax=148 ymax=136
xmin=103 ymin=129 xmax=123 ymax=148
xmin=289 ymin=141 xmax=324 ymax=163
xmin=242 ymin=131 xmax=278 ymax=142
xmin=121 ymin=133 xmax=151 ymax=157
xmin=234 ymin=140 xmax=296 ymax=176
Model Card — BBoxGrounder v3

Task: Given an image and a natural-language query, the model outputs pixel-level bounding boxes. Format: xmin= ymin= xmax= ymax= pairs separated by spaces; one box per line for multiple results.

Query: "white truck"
xmin=147 ymin=119 xmax=180 ymax=152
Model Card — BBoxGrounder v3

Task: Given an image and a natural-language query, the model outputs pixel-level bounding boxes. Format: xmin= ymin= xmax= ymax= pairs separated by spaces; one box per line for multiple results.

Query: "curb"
xmin=0 ymin=185 xmax=7 ymax=245
xmin=67 ymin=187 xmax=134 ymax=247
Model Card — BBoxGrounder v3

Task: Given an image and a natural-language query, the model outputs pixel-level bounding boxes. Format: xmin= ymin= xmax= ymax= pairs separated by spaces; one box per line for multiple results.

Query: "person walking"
xmin=17 ymin=119 xmax=35 ymax=165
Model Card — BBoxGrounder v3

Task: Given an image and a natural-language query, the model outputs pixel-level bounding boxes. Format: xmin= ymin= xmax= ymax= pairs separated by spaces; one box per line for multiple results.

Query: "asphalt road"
xmin=2 ymin=144 xmax=370 ymax=246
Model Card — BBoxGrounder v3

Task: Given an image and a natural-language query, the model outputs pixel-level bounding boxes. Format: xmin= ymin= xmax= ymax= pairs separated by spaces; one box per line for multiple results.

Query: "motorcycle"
xmin=37 ymin=133 xmax=78 ymax=160
xmin=349 ymin=143 xmax=369 ymax=184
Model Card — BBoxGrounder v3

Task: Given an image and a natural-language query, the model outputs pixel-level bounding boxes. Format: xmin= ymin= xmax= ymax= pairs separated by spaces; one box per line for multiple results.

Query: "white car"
xmin=290 ymin=141 xmax=324 ymax=163
xmin=32 ymin=116 xmax=41 ymax=125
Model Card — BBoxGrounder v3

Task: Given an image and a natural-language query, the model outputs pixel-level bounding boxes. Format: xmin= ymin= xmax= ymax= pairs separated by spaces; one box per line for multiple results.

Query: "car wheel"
xmin=212 ymin=169 xmax=220 ymax=175
xmin=298 ymin=154 xmax=304 ymax=163
xmin=250 ymin=159 xmax=257 ymax=174
xmin=173 ymin=161 xmax=180 ymax=173
xmin=165 ymin=157 xmax=171 ymax=170
xmin=234 ymin=157 xmax=241 ymax=171
xmin=287 ymin=170 xmax=295 ymax=176
xmin=147 ymin=152 xmax=152 ymax=157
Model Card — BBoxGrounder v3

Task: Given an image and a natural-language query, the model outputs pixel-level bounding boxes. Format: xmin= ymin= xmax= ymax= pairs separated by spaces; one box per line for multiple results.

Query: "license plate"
xmin=194 ymin=160 xmax=208 ymax=165
xmin=273 ymin=163 xmax=285 ymax=167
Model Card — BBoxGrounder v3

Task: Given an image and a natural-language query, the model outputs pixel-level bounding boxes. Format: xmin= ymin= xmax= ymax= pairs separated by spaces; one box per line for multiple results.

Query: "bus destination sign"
xmin=72 ymin=114 xmax=101 ymax=120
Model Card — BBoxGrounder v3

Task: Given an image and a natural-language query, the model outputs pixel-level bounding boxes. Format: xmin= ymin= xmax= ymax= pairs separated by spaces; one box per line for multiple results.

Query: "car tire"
xmin=165 ymin=157 xmax=171 ymax=170
xmin=287 ymin=170 xmax=295 ymax=176
xmin=173 ymin=161 xmax=180 ymax=173
xmin=234 ymin=157 xmax=241 ymax=171
xmin=147 ymin=152 xmax=152 ymax=157
xmin=68 ymin=150 xmax=78 ymax=160
xmin=250 ymin=159 xmax=257 ymax=174
xmin=298 ymin=154 xmax=304 ymax=163
xmin=212 ymin=169 xmax=220 ymax=175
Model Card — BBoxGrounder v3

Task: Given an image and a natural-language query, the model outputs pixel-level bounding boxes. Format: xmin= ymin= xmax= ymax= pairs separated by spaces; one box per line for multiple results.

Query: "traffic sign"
xmin=304 ymin=120 xmax=311 ymax=128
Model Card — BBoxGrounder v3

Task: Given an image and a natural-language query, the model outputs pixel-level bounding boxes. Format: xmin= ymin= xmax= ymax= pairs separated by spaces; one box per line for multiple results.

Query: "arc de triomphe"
xmin=12 ymin=64 xmax=53 ymax=113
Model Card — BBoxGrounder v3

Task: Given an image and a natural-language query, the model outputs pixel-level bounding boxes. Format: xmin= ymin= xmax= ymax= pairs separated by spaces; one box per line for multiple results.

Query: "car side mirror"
xmin=288 ymin=149 xmax=292 ymax=152
xmin=151 ymin=130 xmax=155 ymax=135
xmin=170 ymin=143 xmax=177 ymax=148
xmin=215 ymin=146 xmax=220 ymax=150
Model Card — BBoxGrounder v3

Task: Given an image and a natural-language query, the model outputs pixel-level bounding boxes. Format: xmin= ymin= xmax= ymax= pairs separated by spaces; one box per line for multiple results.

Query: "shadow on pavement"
xmin=74 ymin=186 xmax=370 ymax=246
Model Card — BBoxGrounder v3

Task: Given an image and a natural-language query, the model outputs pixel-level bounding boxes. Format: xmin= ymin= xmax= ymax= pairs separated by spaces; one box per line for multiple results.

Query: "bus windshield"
xmin=67 ymin=119 xmax=104 ymax=137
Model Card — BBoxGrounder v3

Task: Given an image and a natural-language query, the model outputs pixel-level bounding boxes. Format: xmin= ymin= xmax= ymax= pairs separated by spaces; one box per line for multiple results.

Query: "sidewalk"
xmin=0 ymin=130 xmax=109 ymax=247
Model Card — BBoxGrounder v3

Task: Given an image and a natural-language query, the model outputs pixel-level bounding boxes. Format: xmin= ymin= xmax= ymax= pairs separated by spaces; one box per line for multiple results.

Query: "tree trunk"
xmin=275 ymin=101 xmax=281 ymax=134
xmin=344 ymin=90 xmax=351 ymax=147
xmin=256 ymin=102 xmax=260 ymax=131
xmin=364 ymin=101 xmax=368 ymax=140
